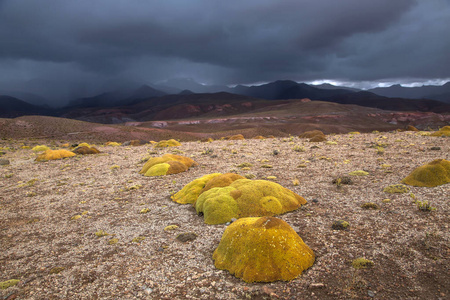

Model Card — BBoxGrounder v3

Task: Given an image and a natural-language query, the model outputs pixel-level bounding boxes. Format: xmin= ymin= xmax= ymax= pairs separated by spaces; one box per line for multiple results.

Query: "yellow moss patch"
xmin=352 ymin=258 xmax=374 ymax=269
xmin=430 ymin=126 xmax=450 ymax=137
xmin=195 ymin=179 xmax=307 ymax=224
xmin=349 ymin=170 xmax=369 ymax=176
xmin=383 ymin=184 xmax=410 ymax=194
xmin=164 ymin=225 xmax=179 ymax=231
xmin=171 ymin=173 xmax=222 ymax=204
xmin=213 ymin=217 xmax=315 ymax=283
xmin=402 ymin=159 xmax=450 ymax=187
xmin=105 ymin=142 xmax=121 ymax=146
xmin=0 ymin=279 xmax=20 ymax=289
xmin=35 ymin=149 xmax=76 ymax=161
xmin=32 ymin=145 xmax=50 ymax=152
xmin=154 ymin=139 xmax=181 ymax=147
xmin=226 ymin=134 xmax=245 ymax=140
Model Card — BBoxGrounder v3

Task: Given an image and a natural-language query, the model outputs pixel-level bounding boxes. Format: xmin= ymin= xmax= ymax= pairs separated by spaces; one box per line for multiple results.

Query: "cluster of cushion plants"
xmin=139 ymin=153 xmax=197 ymax=176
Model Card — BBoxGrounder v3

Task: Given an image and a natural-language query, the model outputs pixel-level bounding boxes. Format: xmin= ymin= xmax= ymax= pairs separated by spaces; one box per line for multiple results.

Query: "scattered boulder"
xmin=405 ymin=125 xmax=419 ymax=132
xmin=195 ymin=179 xmax=307 ymax=224
xmin=35 ymin=149 xmax=76 ymax=162
xmin=213 ymin=216 xmax=315 ymax=283
xmin=123 ymin=140 xmax=147 ymax=146
xmin=402 ymin=159 xmax=450 ymax=187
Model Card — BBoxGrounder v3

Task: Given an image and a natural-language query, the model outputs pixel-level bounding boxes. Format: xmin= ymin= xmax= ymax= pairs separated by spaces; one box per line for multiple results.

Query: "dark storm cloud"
xmin=0 ymin=0 xmax=449 ymax=103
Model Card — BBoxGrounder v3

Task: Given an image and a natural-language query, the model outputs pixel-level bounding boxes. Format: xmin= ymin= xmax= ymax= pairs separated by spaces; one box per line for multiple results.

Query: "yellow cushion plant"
xmin=402 ymin=159 xmax=450 ymax=187
xmin=139 ymin=153 xmax=197 ymax=177
xmin=195 ymin=178 xmax=306 ymax=224
xmin=430 ymin=126 xmax=450 ymax=137
xmin=35 ymin=149 xmax=76 ymax=162
xmin=154 ymin=139 xmax=181 ymax=147
xmin=171 ymin=173 xmax=244 ymax=204
xmin=213 ymin=216 xmax=315 ymax=283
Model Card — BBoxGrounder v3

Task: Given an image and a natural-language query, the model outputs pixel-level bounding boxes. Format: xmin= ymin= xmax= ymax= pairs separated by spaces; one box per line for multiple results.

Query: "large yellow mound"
xmin=402 ymin=159 xmax=450 ymax=187
xmin=195 ymin=179 xmax=306 ymax=224
xmin=213 ymin=216 xmax=315 ymax=283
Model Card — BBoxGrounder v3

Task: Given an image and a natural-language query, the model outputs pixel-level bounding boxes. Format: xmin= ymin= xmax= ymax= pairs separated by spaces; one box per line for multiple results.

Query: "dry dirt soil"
xmin=0 ymin=131 xmax=448 ymax=299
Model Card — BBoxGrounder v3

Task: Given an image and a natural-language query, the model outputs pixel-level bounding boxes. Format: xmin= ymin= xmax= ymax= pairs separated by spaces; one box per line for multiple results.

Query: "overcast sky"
xmin=1 ymin=0 xmax=449 ymax=102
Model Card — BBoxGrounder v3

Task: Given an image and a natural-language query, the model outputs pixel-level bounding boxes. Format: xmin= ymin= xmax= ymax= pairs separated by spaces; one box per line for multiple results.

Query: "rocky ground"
xmin=0 ymin=131 xmax=448 ymax=299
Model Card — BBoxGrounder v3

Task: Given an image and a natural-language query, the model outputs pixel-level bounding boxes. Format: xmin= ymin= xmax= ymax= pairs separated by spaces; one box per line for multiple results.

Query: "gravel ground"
xmin=0 ymin=131 xmax=449 ymax=299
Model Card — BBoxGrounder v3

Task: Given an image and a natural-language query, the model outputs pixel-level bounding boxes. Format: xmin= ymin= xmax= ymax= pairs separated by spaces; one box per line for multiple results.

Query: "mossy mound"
xmin=105 ymin=141 xmax=121 ymax=146
xmin=72 ymin=146 xmax=101 ymax=155
xmin=140 ymin=154 xmax=197 ymax=176
xmin=352 ymin=257 xmax=374 ymax=269
xmin=299 ymin=130 xmax=325 ymax=139
xmin=195 ymin=179 xmax=306 ymax=224
xmin=144 ymin=160 xmax=188 ymax=176
xmin=402 ymin=159 xmax=450 ymax=187
xmin=213 ymin=216 xmax=315 ymax=283
xmin=349 ymin=170 xmax=369 ymax=176
xmin=201 ymin=173 xmax=245 ymax=193
xmin=172 ymin=173 xmax=223 ymax=204
xmin=430 ymin=126 xmax=450 ymax=137
xmin=32 ymin=145 xmax=50 ymax=152
xmin=309 ymin=135 xmax=327 ymax=142
xmin=35 ymin=149 xmax=76 ymax=162
xmin=154 ymin=139 xmax=181 ymax=147
xmin=252 ymin=136 xmax=266 ymax=139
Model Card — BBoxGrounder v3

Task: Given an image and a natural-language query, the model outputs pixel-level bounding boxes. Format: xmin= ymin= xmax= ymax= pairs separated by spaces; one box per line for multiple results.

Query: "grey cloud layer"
xmin=0 ymin=0 xmax=449 ymax=88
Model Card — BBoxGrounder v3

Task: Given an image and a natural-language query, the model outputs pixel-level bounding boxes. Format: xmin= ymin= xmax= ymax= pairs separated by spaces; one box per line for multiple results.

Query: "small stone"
xmin=430 ymin=146 xmax=441 ymax=150
xmin=312 ymin=199 xmax=319 ymax=203
xmin=176 ymin=232 xmax=197 ymax=243
xmin=309 ymin=283 xmax=325 ymax=289
xmin=368 ymin=290 xmax=375 ymax=297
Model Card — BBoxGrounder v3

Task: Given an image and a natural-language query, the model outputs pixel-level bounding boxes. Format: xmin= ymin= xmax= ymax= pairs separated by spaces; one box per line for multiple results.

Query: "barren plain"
xmin=0 ymin=130 xmax=449 ymax=299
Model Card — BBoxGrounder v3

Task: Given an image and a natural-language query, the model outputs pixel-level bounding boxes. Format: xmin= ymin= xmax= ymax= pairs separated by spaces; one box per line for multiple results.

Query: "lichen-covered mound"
xmin=72 ymin=146 xmax=101 ymax=155
xmin=402 ymin=159 xmax=450 ymax=187
xmin=35 ymin=149 xmax=76 ymax=162
xmin=32 ymin=145 xmax=49 ymax=152
xmin=213 ymin=216 xmax=315 ymax=283
xmin=139 ymin=154 xmax=197 ymax=176
xmin=430 ymin=126 xmax=450 ymax=137
xmin=154 ymin=139 xmax=181 ymax=147
xmin=195 ymin=179 xmax=306 ymax=224
xmin=171 ymin=173 xmax=244 ymax=204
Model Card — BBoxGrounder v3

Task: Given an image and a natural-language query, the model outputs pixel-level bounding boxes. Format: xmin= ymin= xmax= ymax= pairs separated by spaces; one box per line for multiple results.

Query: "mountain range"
xmin=1 ymin=79 xmax=450 ymax=125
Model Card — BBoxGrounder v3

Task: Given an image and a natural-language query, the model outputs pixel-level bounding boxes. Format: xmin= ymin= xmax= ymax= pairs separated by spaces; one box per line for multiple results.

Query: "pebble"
xmin=312 ymin=199 xmax=319 ymax=203
xmin=368 ymin=290 xmax=375 ymax=297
